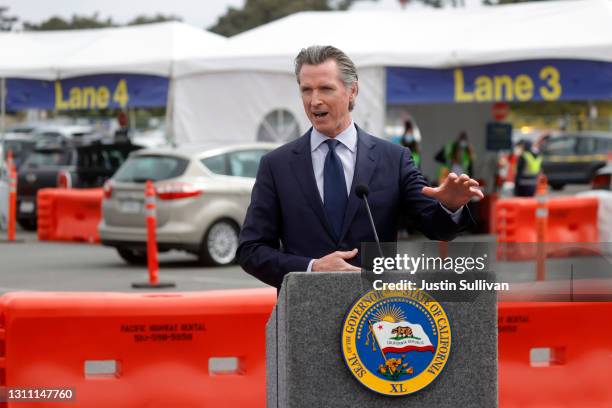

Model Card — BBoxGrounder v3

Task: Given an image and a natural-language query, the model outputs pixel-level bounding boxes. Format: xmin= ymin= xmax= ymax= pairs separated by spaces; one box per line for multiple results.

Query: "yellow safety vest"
xmin=412 ymin=152 xmax=421 ymax=168
xmin=522 ymin=151 xmax=542 ymax=176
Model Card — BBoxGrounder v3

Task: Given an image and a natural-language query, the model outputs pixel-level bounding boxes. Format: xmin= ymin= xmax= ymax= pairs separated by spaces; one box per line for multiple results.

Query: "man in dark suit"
xmin=238 ymin=45 xmax=483 ymax=289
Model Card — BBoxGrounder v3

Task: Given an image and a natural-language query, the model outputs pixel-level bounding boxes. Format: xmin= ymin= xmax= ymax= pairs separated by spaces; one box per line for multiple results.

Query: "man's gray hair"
xmin=294 ymin=45 xmax=358 ymax=111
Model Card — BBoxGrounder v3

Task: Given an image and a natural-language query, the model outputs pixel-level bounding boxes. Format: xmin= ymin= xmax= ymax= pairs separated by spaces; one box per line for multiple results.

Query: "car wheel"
xmin=117 ymin=247 xmax=148 ymax=265
xmin=17 ymin=218 xmax=37 ymax=231
xmin=199 ymin=219 xmax=239 ymax=266
xmin=550 ymin=183 xmax=564 ymax=191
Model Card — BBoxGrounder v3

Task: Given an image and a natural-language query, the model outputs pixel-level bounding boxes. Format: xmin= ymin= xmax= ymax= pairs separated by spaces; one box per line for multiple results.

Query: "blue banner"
xmin=386 ymin=60 xmax=612 ymax=104
xmin=7 ymin=74 xmax=169 ymax=111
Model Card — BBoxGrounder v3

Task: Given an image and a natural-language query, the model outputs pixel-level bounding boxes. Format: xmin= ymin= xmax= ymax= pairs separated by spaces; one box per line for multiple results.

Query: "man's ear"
xmin=351 ymin=82 xmax=359 ymax=100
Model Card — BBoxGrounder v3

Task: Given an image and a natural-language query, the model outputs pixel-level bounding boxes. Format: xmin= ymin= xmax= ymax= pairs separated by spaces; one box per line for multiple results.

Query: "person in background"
xmin=435 ymin=131 xmax=475 ymax=185
xmin=400 ymin=120 xmax=421 ymax=169
xmin=514 ymin=139 xmax=542 ymax=197
xmin=452 ymin=131 xmax=474 ymax=175
xmin=533 ymin=131 xmax=551 ymax=155
xmin=114 ymin=111 xmax=131 ymax=144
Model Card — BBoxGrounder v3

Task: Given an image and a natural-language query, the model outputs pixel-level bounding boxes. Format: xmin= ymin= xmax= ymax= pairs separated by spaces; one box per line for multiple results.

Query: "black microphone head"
xmin=355 ymin=184 xmax=369 ymax=198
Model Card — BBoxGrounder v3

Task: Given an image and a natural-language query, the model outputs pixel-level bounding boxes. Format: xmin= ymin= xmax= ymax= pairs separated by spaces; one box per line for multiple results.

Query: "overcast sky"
xmin=2 ymin=0 xmax=246 ymax=29
xmin=2 ymin=0 xmax=483 ymax=30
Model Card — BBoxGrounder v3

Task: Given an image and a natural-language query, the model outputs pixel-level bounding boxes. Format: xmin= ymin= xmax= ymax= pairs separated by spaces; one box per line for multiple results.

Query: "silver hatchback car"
xmin=99 ymin=143 xmax=278 ymax=266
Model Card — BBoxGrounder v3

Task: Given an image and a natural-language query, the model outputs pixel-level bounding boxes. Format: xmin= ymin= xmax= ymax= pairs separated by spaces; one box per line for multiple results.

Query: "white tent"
xmin=172 ymin=0 xmax=612 ymax=181
xmin=0 ymin=21 xmax=227 ymax=143
xmin=0 ymin=21 xmax=227 ymax=79
xmin=177 ymin=0 xmax=612 ymax=76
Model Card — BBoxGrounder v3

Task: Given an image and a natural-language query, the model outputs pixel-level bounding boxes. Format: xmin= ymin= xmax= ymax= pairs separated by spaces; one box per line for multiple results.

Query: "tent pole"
xmin=165 ymin=76 xmax=175 ymax=147
xmin=129 ymin=108 xmax=136 ymax=132
xmin=1 ymin=78 xmax=6 ymax=162
xmin=1 ymin=77 xmax=6 ymax=138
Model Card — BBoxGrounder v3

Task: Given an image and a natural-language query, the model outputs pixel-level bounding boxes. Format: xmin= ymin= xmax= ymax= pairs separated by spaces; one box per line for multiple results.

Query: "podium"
xmin=267 ymin=272 xmax=497 ymax=407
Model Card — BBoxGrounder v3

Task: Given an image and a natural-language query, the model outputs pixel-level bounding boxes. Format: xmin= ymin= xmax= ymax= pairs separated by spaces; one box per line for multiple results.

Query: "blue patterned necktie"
xmin=323 ymin=139 xmax=348 ymax=240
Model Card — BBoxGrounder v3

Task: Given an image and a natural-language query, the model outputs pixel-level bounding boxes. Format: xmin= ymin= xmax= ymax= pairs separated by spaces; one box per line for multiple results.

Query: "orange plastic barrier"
xmin=498 ymin=302 xmax=612 ymax=407
xmin=0 ymin=288 xmax=276 ymax=408
xmin=495 ymin=196 xmax=599 ymax=260
xmin=37 ymin=188 xmax=103 ymax=243
xmin=495 ymin=196 xmax=598 ymax=243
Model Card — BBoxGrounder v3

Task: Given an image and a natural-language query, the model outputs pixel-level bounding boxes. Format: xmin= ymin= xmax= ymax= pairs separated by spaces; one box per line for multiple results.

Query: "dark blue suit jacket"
xmin=238 ymin=125 xmax=472 ymax=288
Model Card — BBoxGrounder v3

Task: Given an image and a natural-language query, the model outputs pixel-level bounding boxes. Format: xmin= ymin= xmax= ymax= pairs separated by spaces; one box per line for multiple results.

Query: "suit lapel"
xmin=289 ymin=130 xmax=336 ymax=240
xmin=339 ymin=126 xmax=378 ymax=241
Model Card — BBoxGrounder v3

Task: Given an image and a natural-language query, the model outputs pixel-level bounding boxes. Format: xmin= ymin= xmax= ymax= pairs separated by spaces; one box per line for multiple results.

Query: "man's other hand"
xmin=312 ymin=249 xmax=361 ymax=272
xmin=422 ymin=173 xmax=484 ymax=212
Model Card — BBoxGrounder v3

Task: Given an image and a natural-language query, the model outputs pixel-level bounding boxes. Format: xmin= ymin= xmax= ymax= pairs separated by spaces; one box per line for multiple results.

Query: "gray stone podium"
xmin=266 ymin=272 xmax=497 ymax=407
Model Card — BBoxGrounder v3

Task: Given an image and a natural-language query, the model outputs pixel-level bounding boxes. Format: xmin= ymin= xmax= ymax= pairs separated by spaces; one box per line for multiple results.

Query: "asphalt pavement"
xmin=0 ymin=230 xmax=267 ymax=294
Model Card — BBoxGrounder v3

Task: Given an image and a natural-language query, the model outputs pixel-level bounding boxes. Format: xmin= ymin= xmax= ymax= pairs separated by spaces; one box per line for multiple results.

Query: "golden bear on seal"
xmin=391 ymin=326 xmax=413 ymax=338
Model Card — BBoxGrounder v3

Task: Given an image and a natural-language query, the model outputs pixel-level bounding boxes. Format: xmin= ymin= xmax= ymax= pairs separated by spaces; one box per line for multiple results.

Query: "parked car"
xmin=16 ymin=142 xmax=141 ymax=230
xmin=33 ymin=125 xmax=103 ymax=147
xmin=6 ymin=124 xmax=39 ymax=135
xmin=1 ymin=132 xmax=38 ymax=169
xmin=541 ymin=132 xmax=612 ymax=190
xmin=99 ymin=143 xmax=278 ymax=266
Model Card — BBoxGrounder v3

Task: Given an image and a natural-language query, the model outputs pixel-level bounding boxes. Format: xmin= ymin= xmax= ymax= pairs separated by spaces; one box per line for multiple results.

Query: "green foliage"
xmin=23 ymin=13 xmax=114 ymax=31
xmin=22 ymin=12 xmax=181 ymax=31
xmin=209 ymin=0 xmax=377 ymax=37
xmin=494 ymin=0 xmax=551 ymax=4
xmin=127 ymin=14 xmax=183 ymax=26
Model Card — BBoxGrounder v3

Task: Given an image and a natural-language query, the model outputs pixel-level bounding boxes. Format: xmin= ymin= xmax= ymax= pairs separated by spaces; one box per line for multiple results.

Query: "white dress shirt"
xmin=310 ymin=121 xmax=357 ymax=202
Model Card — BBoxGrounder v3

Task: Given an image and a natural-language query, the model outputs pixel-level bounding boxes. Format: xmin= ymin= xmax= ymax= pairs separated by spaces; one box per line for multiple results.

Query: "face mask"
xmin=403 ymin=133 xmax=414 ymax=144
xmin=459 ymin=140 xmax=468 ymax=149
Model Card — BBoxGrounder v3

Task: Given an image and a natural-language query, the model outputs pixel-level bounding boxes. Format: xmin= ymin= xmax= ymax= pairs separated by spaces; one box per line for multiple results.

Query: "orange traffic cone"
xmin=1 ymin=150 xmax=22 ymax=244
xmin=535 ymin=174 xmax=548 ymax=281
xmin=132 ymin=180 xmax=175 ymax=289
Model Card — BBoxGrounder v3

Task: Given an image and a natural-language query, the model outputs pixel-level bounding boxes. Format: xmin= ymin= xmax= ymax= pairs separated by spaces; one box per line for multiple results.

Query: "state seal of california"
xmin=341 ymin=289 xmax=451 ymax=396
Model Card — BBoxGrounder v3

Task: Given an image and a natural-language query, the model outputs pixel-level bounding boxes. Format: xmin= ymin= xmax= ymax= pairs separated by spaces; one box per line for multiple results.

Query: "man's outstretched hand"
xmin=312 ymin=249 xmax=361 ymax=272
xmin=422 ymin=173 xmax=484 ymax=212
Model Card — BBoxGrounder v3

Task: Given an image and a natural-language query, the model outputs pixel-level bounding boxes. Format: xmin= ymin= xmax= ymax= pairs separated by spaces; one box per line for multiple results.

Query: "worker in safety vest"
xmin=435 ymin=131 xmax=474 ymax=185
xmin=400 ymin=120 xmax=421 ymax=169
xmin=514 ymin=139 xmax=542 ymax=197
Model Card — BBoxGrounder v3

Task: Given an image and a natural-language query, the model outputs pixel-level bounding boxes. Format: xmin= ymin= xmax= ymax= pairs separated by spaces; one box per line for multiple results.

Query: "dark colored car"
xmin=17 ymin=143 xmax=141 ymax=230
xmin=1 ymin=133 xmax=38 ymax=169
xmin=541 ymin=132 xmax=612 ymax=190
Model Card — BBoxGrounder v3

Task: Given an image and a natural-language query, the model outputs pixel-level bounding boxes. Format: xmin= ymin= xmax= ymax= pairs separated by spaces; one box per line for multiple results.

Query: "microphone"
xmin=355 ymin=184 xmax=384 ymax=259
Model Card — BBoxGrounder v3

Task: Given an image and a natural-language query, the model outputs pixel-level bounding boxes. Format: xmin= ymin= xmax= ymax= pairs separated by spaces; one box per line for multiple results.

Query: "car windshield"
xmin=8 ymin=126 xmax=36 ymax=134
xmin=22 ymin=150 xmax=71 ymax=167
xmin=114 ymin=155 xmax=189 ymax=182
xmin=542 ymin=137 xmax=576 ymax=155
xmin=77 ymin=145 xmax=140 ymax=171
xmin=4 ymin=140 xmax=36 ymax=156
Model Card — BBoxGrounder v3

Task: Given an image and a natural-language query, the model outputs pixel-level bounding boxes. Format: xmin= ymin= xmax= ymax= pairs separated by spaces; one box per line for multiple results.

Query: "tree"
xmin=0 ymin=6 xmax=18 ymax=31
xmin=22 ymin=12 xmax=183 ymax=31
xmin=127 ymin=14 xmax=183 ymax=26
xmin=483 ymin=0 xmax=552 ymax=5
xmin=209 ymin=0 xmax=377 ymax=37
xmin=23 ymin=13 xmax=114 ymax=31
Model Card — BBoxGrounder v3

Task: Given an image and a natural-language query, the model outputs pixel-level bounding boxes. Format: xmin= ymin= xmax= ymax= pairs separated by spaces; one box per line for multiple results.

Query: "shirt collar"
xmin=310 ymin=121 xmax=357 ymax=153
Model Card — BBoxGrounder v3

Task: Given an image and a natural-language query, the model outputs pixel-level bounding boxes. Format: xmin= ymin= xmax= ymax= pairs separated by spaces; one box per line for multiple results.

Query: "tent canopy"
xmin=2 ymin=0 xmax=610 ymax=78
xmin=0 ymin=21 xmax=227 ymax=80
xmin=176 ymin=0 xmax=612 ymax=76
